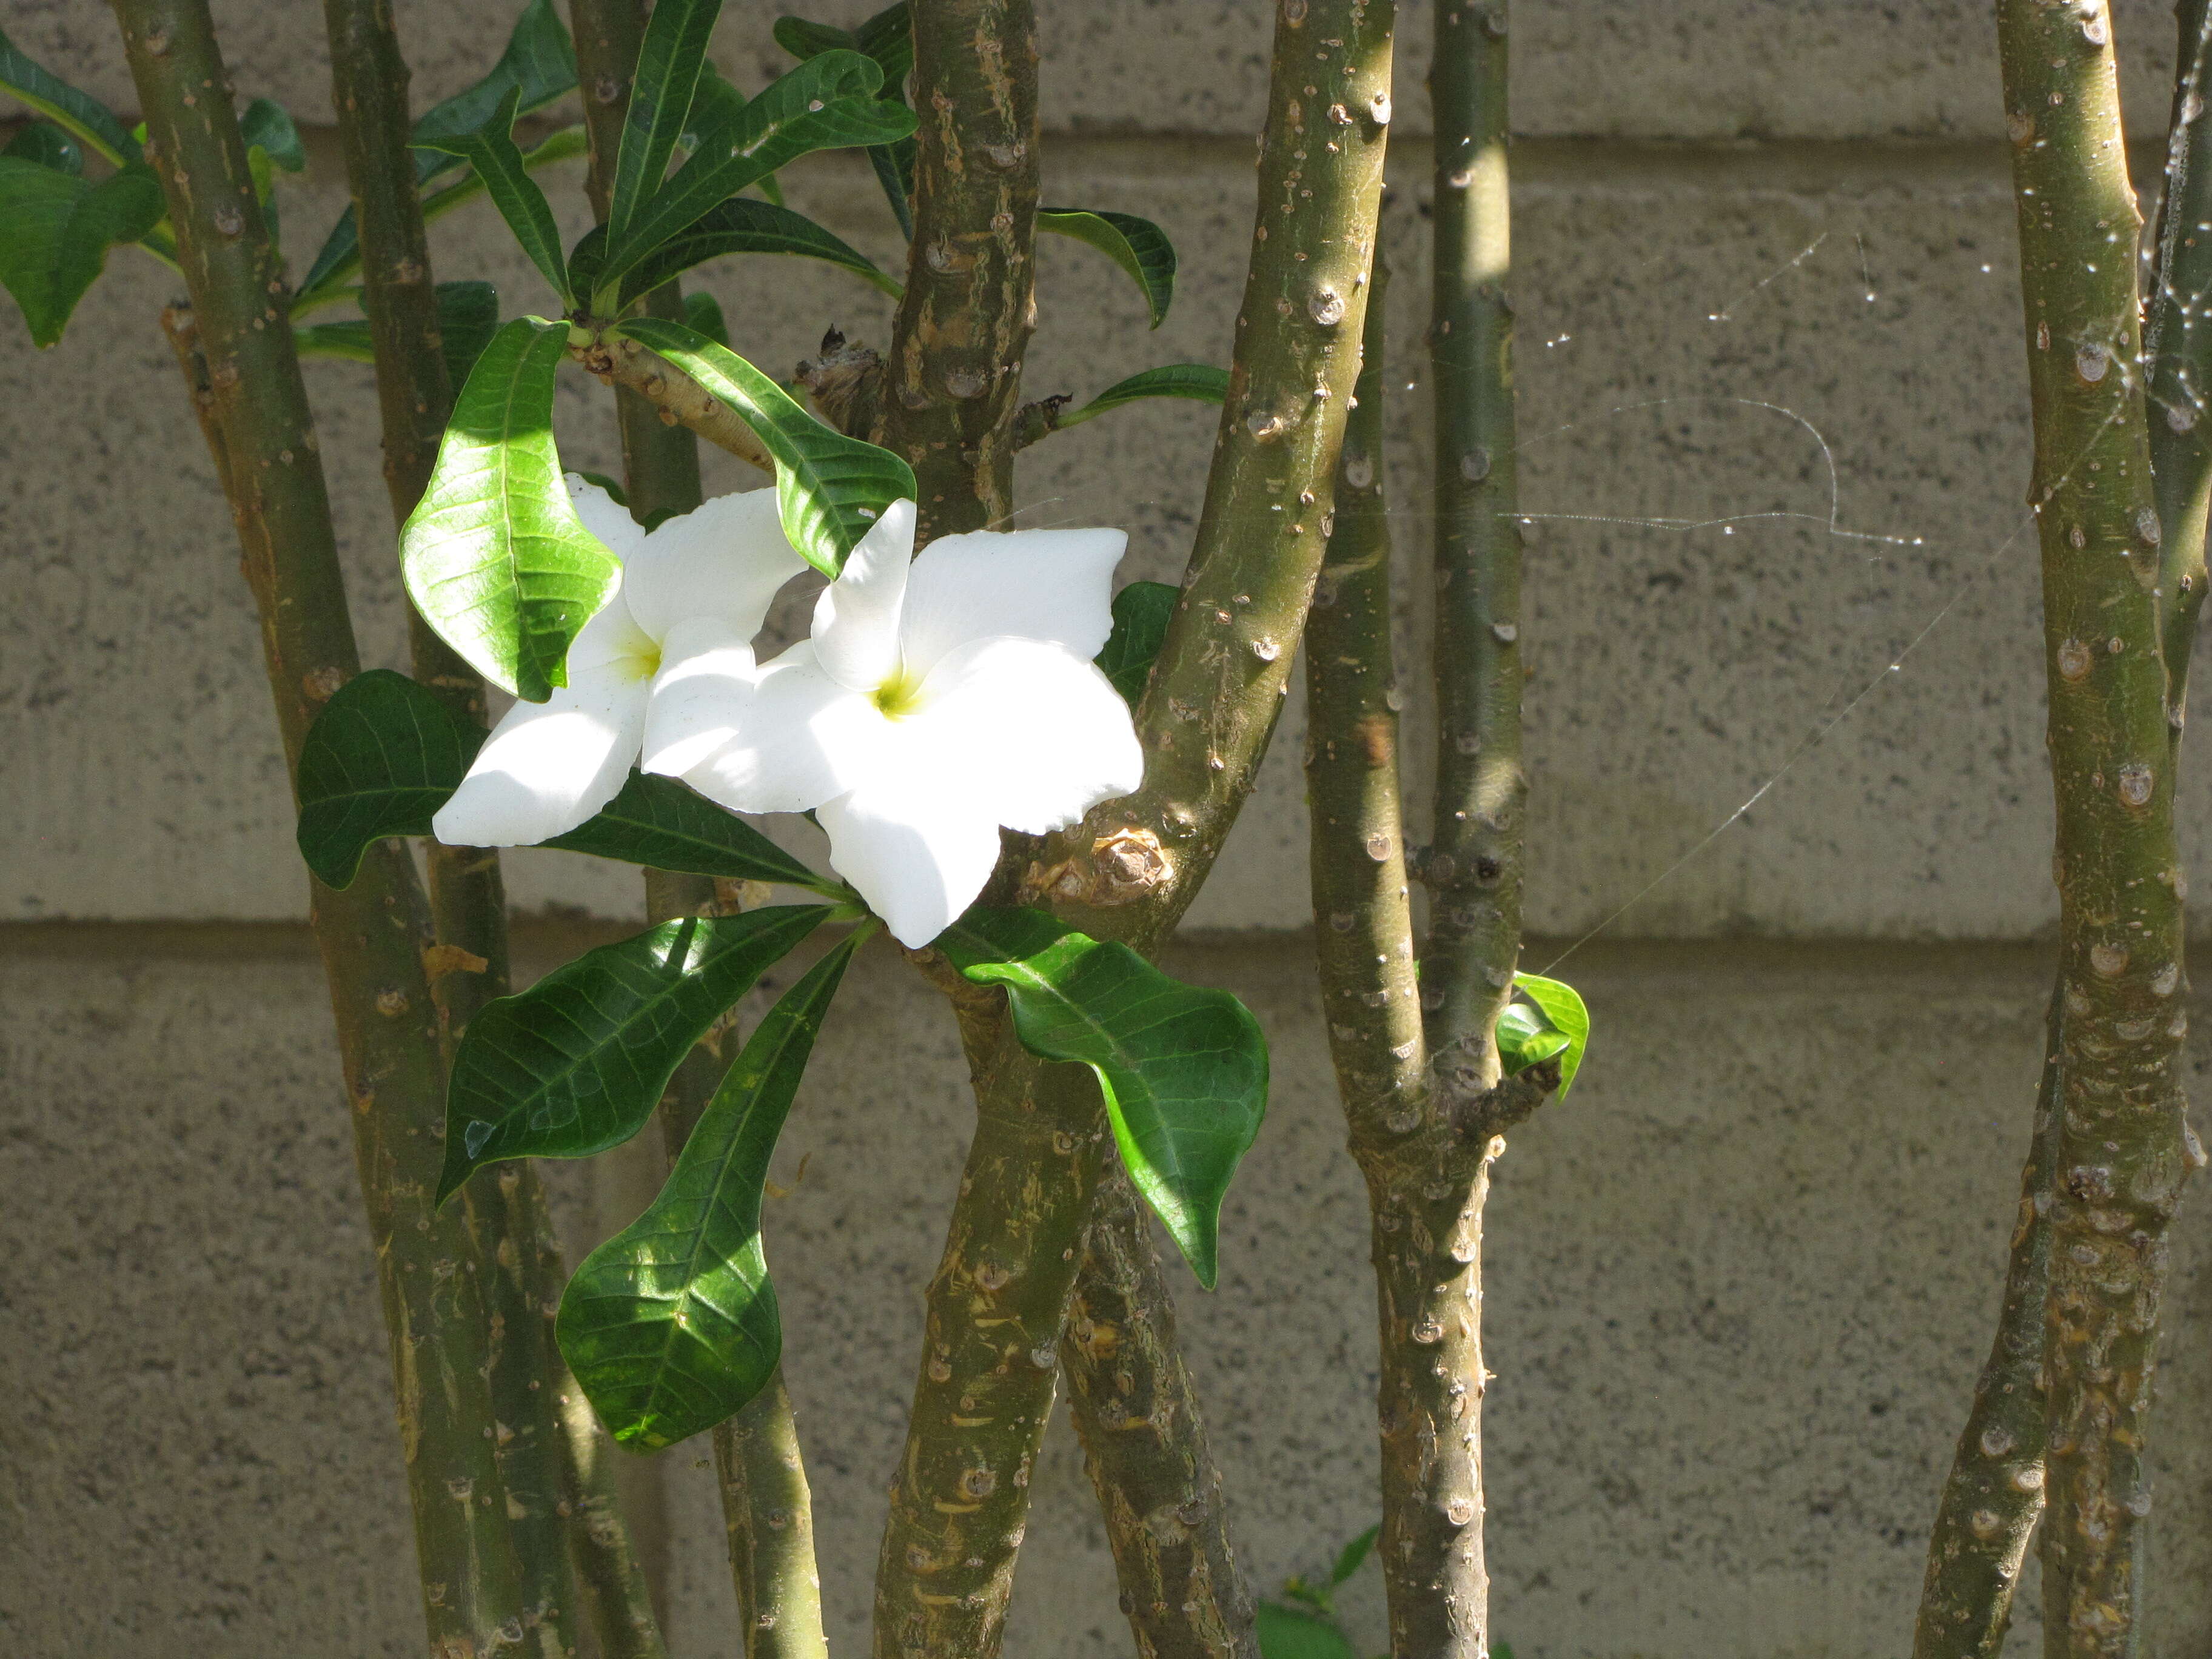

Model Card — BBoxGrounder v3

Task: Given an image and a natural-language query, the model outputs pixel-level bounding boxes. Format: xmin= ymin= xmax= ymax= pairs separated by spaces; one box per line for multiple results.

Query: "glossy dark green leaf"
xmin=1094 ymin=580 xmax=1177 ymax=710
xmin=1255 ymin=1603 xmax=1357 ymax=1659
xmin=438 ymin=905 xmax=831 ymax=1199
xmin=410 ymin=0 xmax=578 ymax=183
xmin=293 ymin=280 xmax=502 ymax=387
xmin=1039 ymin=207 xmax=1176 ymax=327
xmin=240 ymin=98 xmax=305 ymax=173
xmin=594 ymin=51 xmax=912 ymax=301
xmin=1058 ymin=363 xmax=1228 ymax=429
xmin=0 ymin=24 xmax=139 ymax=164
xmin=400 ymin=317 xmax=620 ymax=701
xmin=852 ymin=2 xmax=914 ymax=86
xmin=295 ymin=0 xmax=577 ymax=304
xmin=939 ymin=908 xmax=1268 ymax=1289
xmin=778 ymin=6 xmax=913 ymax=233
xmin=683 ymin=289 xmax=729 ymax=348
xmin=4 ymin=121 xmax=81 ymax=175
xmin=0 ymin=157 xmax=163 ymax=346
xmin=295 ymin=671 xmax=484 ymax=887
xmin=417 ymin=85 xmax=569 ymax=305
xmin=607 ymin=0 xmax=723 ymax=252
xmin=1512 ymin=973 xmax=1590 ymax=1099
xmin=618 ymin=317 xmax=915 ymax=577
xmin=771 ymin=16 xmax=856 ymax=58
xmin=557 ymin=927 xmax=862 ymax=1447
xmin=592 ymin=196 xmax=898 ymax=307
xmin=545 ymin=773 xmax=829 ymax=891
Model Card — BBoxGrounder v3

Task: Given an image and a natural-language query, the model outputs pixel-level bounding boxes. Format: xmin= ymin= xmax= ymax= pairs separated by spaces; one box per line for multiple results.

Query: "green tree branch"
xmin=112 ymin=0 xmax=529 ymax=1645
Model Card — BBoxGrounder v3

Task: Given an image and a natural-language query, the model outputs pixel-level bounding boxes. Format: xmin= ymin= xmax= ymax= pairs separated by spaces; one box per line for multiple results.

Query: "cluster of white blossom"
xmin=433 ymin=478 xmax=1144 ymax=947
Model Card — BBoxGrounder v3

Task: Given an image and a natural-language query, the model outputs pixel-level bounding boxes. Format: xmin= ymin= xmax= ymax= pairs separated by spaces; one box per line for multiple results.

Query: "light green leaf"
xmin=1512 ymin=972 xmax=1590 ymax=1099
xmin=1255 ymin=1603 xmax=1357 ymax=1659
xmin=1495 ymin=1002 xmax=1569 ymax=1073
xmin=617 ymin=316 xmax=915 ymax=576
xmin=1329 ymin=1524 xmax=1379 ymax=1586
xmin=294 ymin=671 xmax=484 ymax=887
xmin=580 ymin=196 xmax=899 ymax=307
xmin=608 ymin=0 xmax=724 ymax=250
xmin=400 ymin=317 xmax=620 ymax=701
xmin=938 ymin=908 xmax=1269 ymax=1289
xmin=4 ymin=121 xmax=81 ymax=175
xmin=240 ymin=98 xmax=305 ymax=173
xmin=558 ymin=928 xmax=863 ymax=1447
xmin=0 ymin=157 xmax=163 ymax=346
xmin=1094 ymin=580 xmax=1177 ymax=710
xmin=1058 ymin=363 xmax=1228 ymax=429
xmin=437 ymin=906 xmax=831 ymax=1199
xmin=683 ymin=289 xmax=729 ymax=347
xmin=293 ymin=279 xmax=502 ymax=388
xmin=0 ymin=24 xmax=139 ymax=165
xmin=595 ymin=51 xmax=913 ymax=301
xmin=543 ymin=772 xmax=829 ymax=892
xmin=1039 ymin=208 xmax=1177 ymax=327
xmin=295 ymin=0 xmax=577 ymax=304
xmin=417 ymin=85 xmax=569 ymax=306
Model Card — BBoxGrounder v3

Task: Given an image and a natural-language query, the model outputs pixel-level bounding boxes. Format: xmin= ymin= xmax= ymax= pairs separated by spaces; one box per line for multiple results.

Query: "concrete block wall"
xmin=4 ymin=3 xmax=2211 ymax=1656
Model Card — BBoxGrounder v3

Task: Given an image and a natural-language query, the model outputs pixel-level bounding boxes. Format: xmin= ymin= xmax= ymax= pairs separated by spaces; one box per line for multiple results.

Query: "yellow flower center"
xmin=871 ymin=665 xmax=925 ymax=720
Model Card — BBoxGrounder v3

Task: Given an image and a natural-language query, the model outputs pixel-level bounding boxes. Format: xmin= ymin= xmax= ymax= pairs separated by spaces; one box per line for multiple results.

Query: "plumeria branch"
xmin=569 ymin=4 xmax=827 ymax=1644
xmin=870 ymin=0 xmax=1395 ymax=1652
xmin=112 ymin=0 xmax=534 ymax=1646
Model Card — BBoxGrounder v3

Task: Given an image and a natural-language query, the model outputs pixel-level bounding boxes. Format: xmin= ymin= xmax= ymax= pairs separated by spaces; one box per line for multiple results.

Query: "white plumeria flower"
xmin=660 ymin=498 xmax=1145 ymax=948
xmin=432 ymin=475 xmax=806 ymax=848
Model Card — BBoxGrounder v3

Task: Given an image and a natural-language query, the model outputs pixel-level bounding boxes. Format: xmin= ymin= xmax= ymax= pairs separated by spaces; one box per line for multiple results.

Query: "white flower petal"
xmin=622 ymin=486 xmax=805 ymax=643
xmin=896 ymin=523 xmax=1128 ymax=679
xmin=681 ymin=640 xmax=888 ymax=814
xmin=642 ymin=617 xmax=757 ymax=779
xmin=565 ymin=473 xmax=648 ymax=564
xmin=816 ymin=782 xmax=1005 ymax=949
xmin=905 ymin=637 xmax=1145 ymax=833
xmin=563 ymin=580 xmax=654 ymax=677
xmin=810 ymin=498 xmax=916 ymax=691
xmin=432 ymin=663 xmax=649 ymax=847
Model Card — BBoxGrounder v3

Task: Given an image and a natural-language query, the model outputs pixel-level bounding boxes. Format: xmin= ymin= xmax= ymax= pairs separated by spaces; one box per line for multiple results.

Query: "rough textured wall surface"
xmin=3 ymin=2 xmax=2211 ymax=1657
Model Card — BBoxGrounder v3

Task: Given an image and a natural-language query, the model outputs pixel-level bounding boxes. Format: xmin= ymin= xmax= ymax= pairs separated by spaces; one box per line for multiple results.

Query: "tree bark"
xmin=115 ymin=0 xmax=531 ymax=1646
xmin=870 ymin=1 xmax=1396 ymax=1653
xmin=879 ymin=0 xmax=1040 ymax=540
xmin=1992 ymin=5 xmax=2196 ymax=1654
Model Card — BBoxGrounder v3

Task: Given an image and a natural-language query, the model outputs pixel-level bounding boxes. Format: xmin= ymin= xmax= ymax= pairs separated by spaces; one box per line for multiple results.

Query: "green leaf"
xmin=772 ymin=16 xmax=856 ymax=58
xmin=938 ymin=908 xmax=1268 ymax=1289
xmin=1512 ymin=972 xmax=1590 ymax=1099
xmin=0 ymin=24 xmax=139 ymax=166
xmin=1255 ymin=1603 xmax=1357 ymax=1659
xmin=607 ymin=0 xmax=723 ymax=250
xmin=1058 ymin=363 xmax=1229 ymax=429
xmin=0 ymin=157 xmax=164 ymax=346
xmin=293 ymin=280 xmax=503 ymax=387
xmin=557 ymin=928 xmax=863 ymax=1447
xmin=575 ymin=469 xmax=629 ymax=506
xmin=683 ymin=289 xmax=729 ymax=348
xmin=1094 ymin=581 xmax=1178 ymax=711
xmin=400 ymin=317 xmax=620 ymax=702
xmin=582 ymin=196 xmax=899 ymax=308
xmin=240 ymin=98 xmax=305 ymax=173
xmin=1495 ymin=1002 xmax=1569 ymax=1073
xmin=852 ymin=2 xmax=914 ymax=88
xmin=779 ymin=6 xmax=914 ymax=234
xmin=4 ymin=121 xmax=81 ymax=175
xmin=544 ymin=771 xmax=828 ymax=892
xmin=1039 ymin=208 xmax=1177 ymax=328
xmin=295 ymin=0 xmax=577 ymax=304
xmin=417 ymin=84 xmax=570 ymax=306
xmin=617 ymin=316 xmax=915 ymax=577
xmin=295 ymin=671 xmax=484 ymax=887
xmin=595 ymin=51 xmax=913 ymax=301
xmin=410 ymin=0 xmax=578 ymax=183
xmin=437 ymin=906 xmax=831 ymax=1199
xmin=1329 ymin=1524 xmax=1379 ymax=1586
